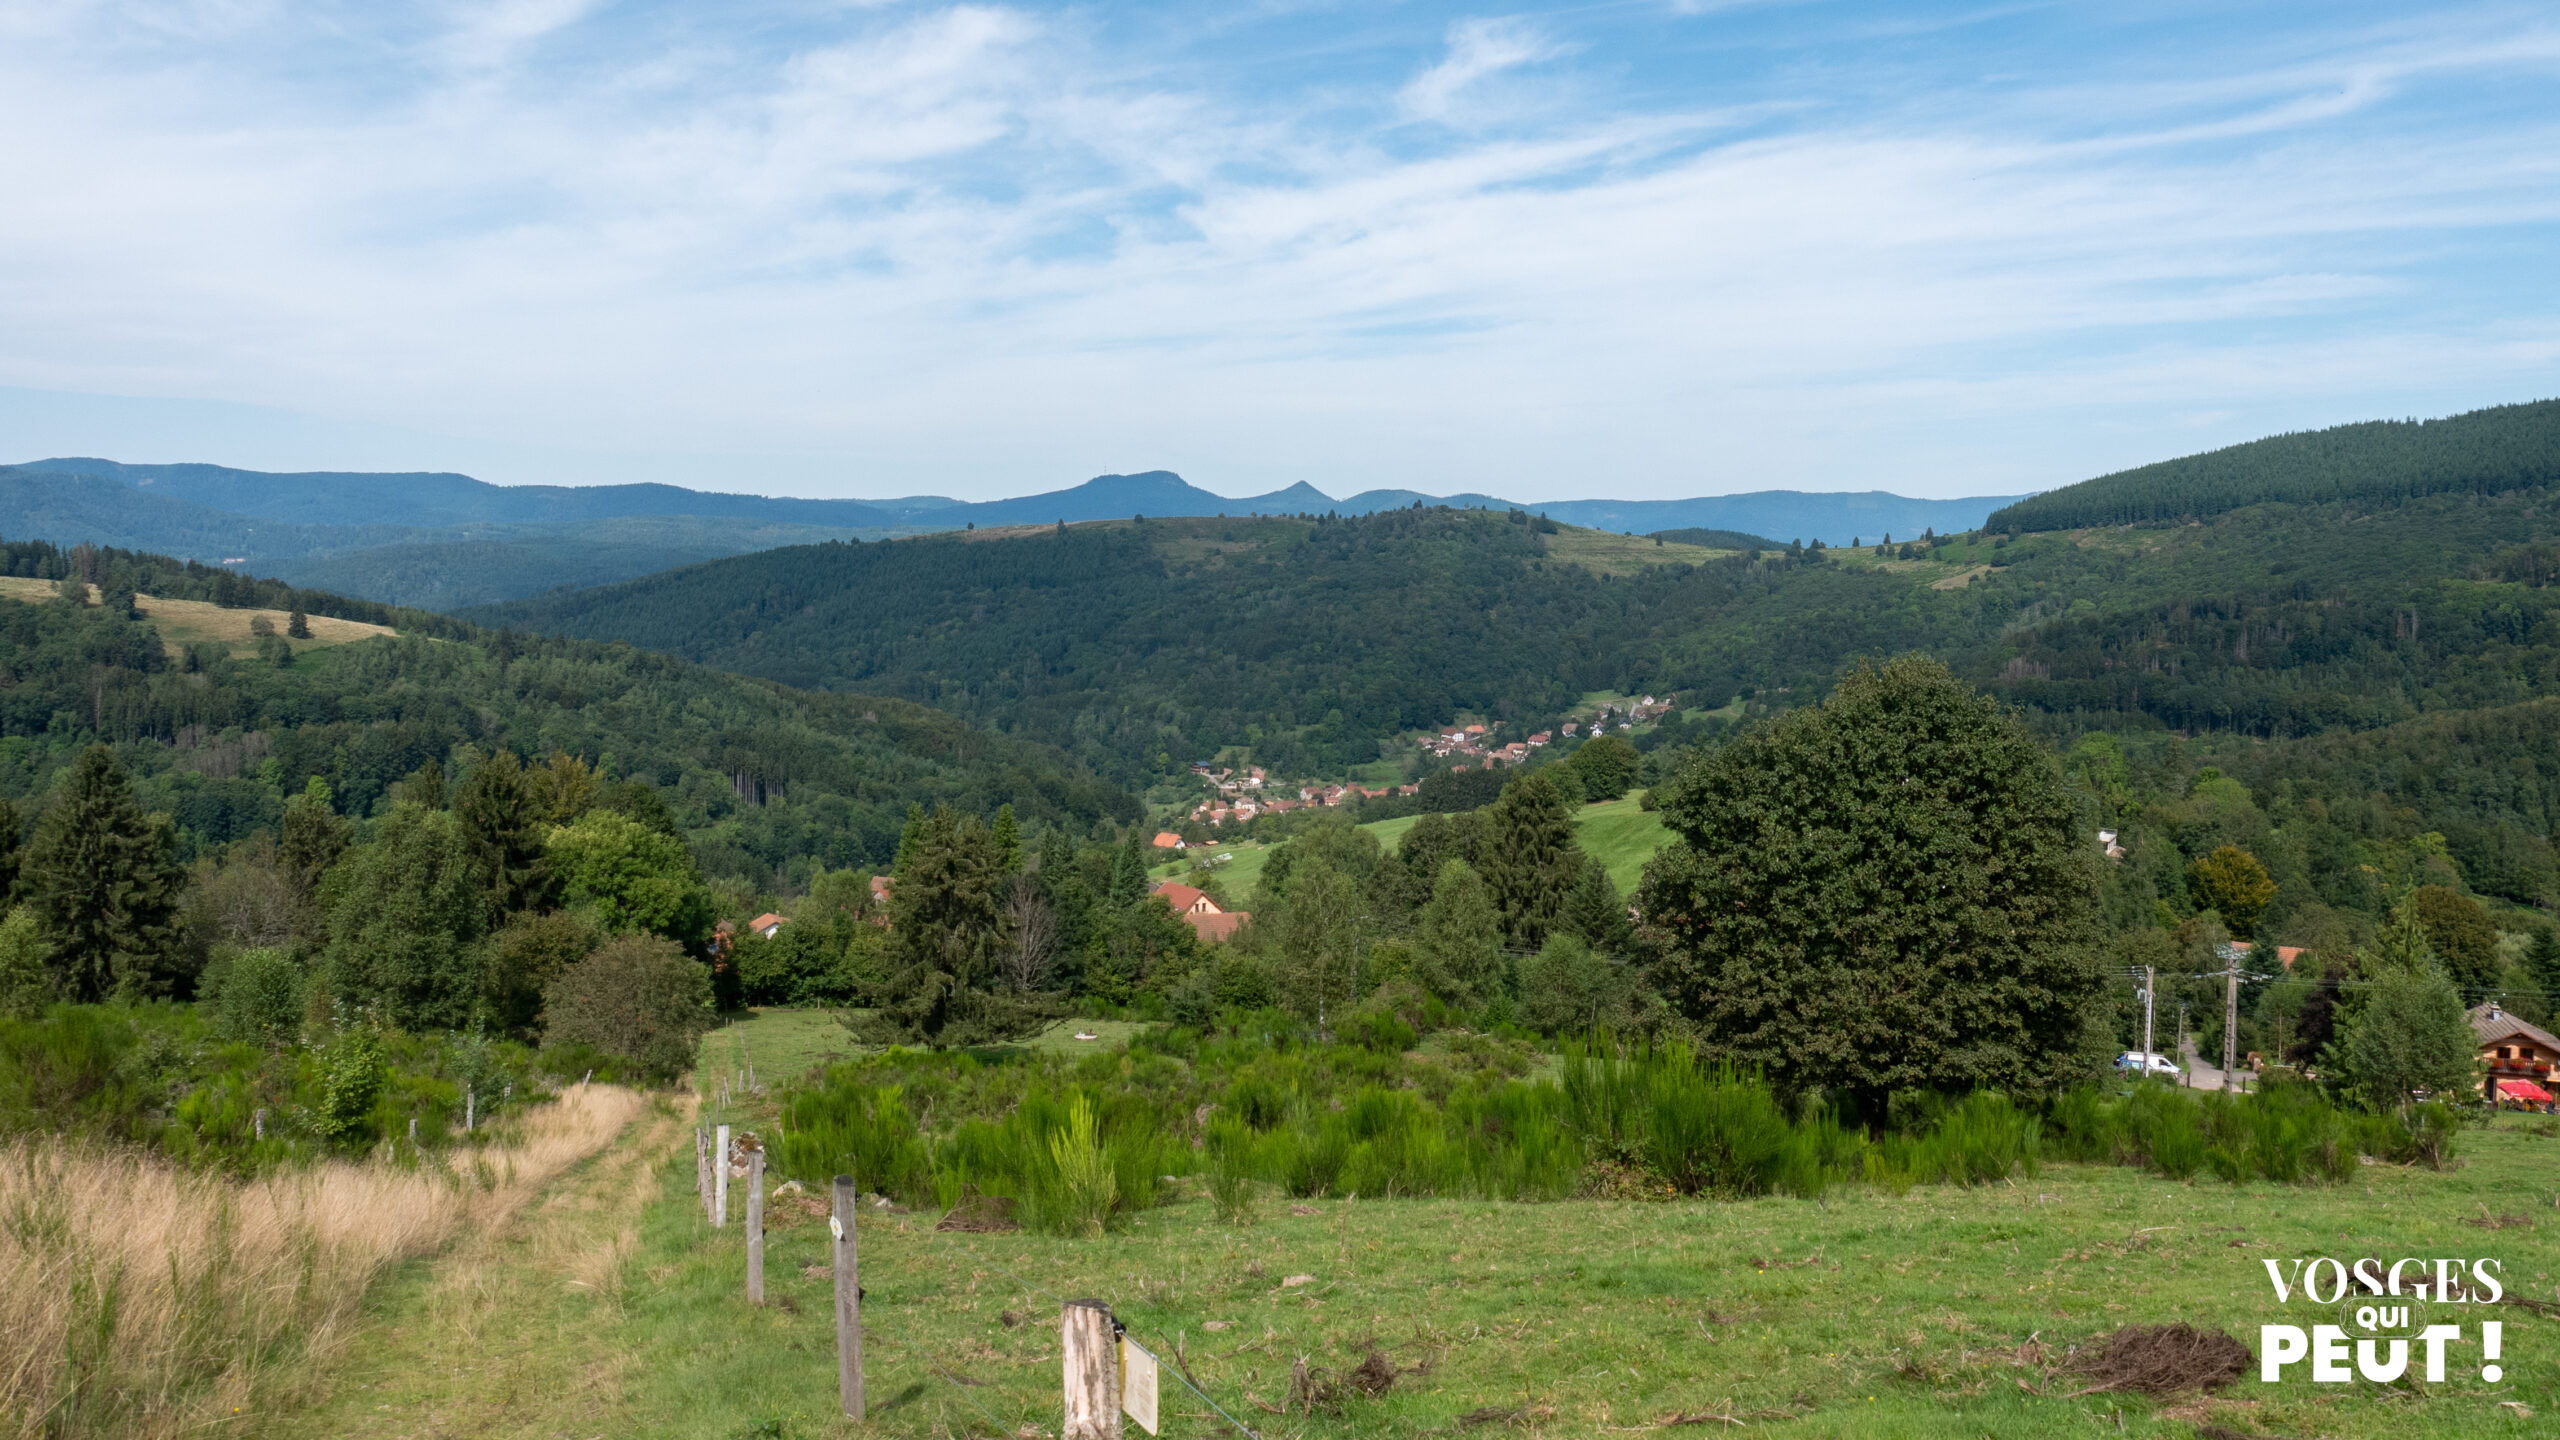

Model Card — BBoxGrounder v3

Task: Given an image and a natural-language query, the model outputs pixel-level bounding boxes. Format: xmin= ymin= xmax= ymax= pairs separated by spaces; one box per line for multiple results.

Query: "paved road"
xmin=2180 ymin=1037 xmax=2251 ymax=1092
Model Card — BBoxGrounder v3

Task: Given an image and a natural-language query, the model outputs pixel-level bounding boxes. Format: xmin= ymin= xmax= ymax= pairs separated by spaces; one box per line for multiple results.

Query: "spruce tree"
xmin=1478 ymin=772 xmax=1582 ymax=947
xmin=22 ymin=745 xmax=185 ymax=1000
xmin=1640 ymin=656 xmax=2104 ymax=1105
xmin=864 ymin=806 xmax=1042 ymax=1046
xmin=2530 ymin=929 xmax=2560 ymax=1003
xmin=457 ymin=750 xmax=553 ymax=919
xmin=278 ymin=778 xmax=353 ymax=923
xmin=286 ymin=604 xmax=312 ymax=639
xmin=1561 ymin=862 xmax=1632 ymax=956
xmin=1413 ymin=859 xmax=1505 ymax=1008
xmin=0 ymin=798 xmax=21 ymax=905
xmin=992 ymin=803 xmax=1022 ymax=873
xmin=1110 ymin=825 xmax=1149 ymax=908
xmin=893 ymin=802 xmax=927 ymax=873
xmin=2334 ymin=903 xmax=2479 ymax=1112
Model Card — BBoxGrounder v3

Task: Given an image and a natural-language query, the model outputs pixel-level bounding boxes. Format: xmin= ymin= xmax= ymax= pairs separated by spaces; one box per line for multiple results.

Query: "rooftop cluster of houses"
xmin=1183 ymin=761 xmax=1417 ymax=826
xmin=1583 ymin=695 xmax=1676 ymax=734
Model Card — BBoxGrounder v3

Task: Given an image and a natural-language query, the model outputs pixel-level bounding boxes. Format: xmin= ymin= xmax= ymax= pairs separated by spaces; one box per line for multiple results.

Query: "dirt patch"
xmin=2069 ymin=1324 xmax=2252 ymax=1396
xmin=1348 ymin=1349 xmax=1399 ymax=1397
xmin=2465 ymin=1205 xmax=2535 ymax=1230
xmin=936 ymin=1195 xmax=1020 ymax=1232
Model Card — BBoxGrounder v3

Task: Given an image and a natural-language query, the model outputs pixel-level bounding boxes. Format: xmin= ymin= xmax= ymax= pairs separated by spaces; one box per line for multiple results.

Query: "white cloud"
xmin=0 ymin=4 xmax=2553 ymax=499
xmin=1398 ymin=17 xmax=1569 ymax=121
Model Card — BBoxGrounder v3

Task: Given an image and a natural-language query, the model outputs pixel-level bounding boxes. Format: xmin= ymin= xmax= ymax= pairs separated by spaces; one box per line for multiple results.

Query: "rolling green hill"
xmin=468 ymin=509 xmax=1753 ymax=782
xmin=469 ymin=400 xmax=2560 ymax=797
xmin=1983 ymin=397 xmax=2560 ymax=531
xmin=0 ymin=537 xmax=1133 ymax=883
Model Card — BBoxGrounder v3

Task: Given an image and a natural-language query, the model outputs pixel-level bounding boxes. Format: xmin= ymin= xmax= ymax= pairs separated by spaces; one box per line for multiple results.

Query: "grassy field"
xmin=1572 ymin=796 xmax=1674 ymax=893
xmin=283 ymin=1083 xmax=2560 ymax=1439
xmin=1543 ymin=527 xmax=1733 ymax=577
xmin=1158 ymin=800 xmax=1674 ymax=912
xmin=696 ymin=1011 xmax=1154 ymax=1115
xmin=0 ymin=576 xmax=400 ymax=658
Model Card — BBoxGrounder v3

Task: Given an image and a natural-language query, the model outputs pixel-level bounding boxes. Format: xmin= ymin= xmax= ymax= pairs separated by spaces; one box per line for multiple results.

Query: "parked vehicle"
xmin=2113 ymin=1051 xmax=2182 ymax=1079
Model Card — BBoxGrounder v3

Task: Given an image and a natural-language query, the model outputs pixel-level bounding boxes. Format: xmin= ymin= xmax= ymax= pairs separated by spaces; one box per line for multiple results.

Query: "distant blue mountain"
xmin=942 ymin=472 xmax=2025 ymax=544
xmin=15 ymin=457 xmax=906 ymax=530
xmin=1 ymin=455 xmax=2033 ymax=607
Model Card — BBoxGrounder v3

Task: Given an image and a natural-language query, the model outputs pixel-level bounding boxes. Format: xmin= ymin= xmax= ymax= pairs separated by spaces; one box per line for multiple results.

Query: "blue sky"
xmin=0 ymin=1 xmax=2555 ymax=501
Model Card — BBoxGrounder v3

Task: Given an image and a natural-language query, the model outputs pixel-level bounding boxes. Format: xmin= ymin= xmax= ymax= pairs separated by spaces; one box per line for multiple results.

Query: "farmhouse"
xmin=747 ymin=912 xmax=786 ymax=938
xmin=2471 ymin=1003 xmax=2559 ymax=1108
xmin=1150 ymin=880 xmax=1249 ymax=944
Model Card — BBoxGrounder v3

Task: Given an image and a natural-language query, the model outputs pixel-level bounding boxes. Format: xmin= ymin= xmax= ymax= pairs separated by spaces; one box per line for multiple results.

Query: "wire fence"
xmin=695 ymin=1120 xmax=1269 ymax=1439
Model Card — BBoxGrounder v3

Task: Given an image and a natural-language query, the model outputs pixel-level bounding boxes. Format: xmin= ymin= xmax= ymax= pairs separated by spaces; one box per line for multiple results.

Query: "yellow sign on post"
xmin=1120 ymin=1336 xmax=1160 ymax=1435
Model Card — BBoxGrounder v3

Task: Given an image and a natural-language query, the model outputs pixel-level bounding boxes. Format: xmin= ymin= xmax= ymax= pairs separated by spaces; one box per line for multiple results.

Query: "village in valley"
xmin=1180 ymin=693 xmax=1681 ymax=827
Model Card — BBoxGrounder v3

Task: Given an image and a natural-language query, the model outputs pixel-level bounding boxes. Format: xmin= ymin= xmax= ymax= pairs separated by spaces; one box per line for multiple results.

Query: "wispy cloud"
xmin=1398 ymin=17 xmax=1570 ymax=120
xmin=0 ymin=2 xmax=2553 ymax=499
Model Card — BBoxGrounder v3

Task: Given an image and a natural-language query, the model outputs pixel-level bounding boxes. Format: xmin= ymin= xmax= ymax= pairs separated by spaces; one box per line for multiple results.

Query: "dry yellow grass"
xmin=1541 ymin=526 xmax=1730 ymax=576
xmin=0 ymin=1083 xmax=643 ymax=1440
xmin=1930 ymin=563 xmax=1997 ymax=590
xmin=262 ymin=1099 xmax=693 ymax=1439
xmin=0 ymin=578 xmax=396 ymax=657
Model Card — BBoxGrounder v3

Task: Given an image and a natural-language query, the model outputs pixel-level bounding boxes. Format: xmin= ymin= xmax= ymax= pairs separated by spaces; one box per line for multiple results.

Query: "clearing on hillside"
xmin=0 ymin=576 xmax=399 ymax=657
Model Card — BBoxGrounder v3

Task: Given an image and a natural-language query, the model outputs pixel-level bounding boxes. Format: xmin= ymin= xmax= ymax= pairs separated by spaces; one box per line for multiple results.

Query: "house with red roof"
xmin=748 ymin=912 xmax=787 ymax=938
xmin=1150 ymin=880 xmax=1250 ymax=944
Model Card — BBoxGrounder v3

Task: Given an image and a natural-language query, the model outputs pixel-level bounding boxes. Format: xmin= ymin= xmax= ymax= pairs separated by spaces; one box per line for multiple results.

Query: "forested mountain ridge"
xmin=472 ymin=416 xmax=2560 ymax=799
xmin=470 ymin=510 xmax=1756 ymax=780
xmin=0 ymin=537 xmax=1132 ymax=885
xmin=2 ymin=455 xmax=2026 ymax=610
xmin=1984 ymin=397 xmax=2560 ymax=532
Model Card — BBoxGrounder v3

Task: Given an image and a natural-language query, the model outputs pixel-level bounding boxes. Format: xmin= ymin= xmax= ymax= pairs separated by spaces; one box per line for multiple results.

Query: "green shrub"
xmin=1031 ymin=1095 xmax=1117 ymax=1238
xmin=2121 ymin=1085 xmax=2199 ymax=1178
xmin=780 ymin=1082 xmax=935 ymax=1202
xmin=0 ymin=907 xmax=52 ymax=1020
xmin=1205 ymin=1115 xmax=1259 ymax=1225
xmin=314 ymin=1029 xmax=388 ymax=1144
xmin=1348 ymin=1007 xmax=1418 ymax=1054
xmin=1562 ymin=1039 xmax=1848 ymax=1197
xmin=539 ymin=934 xmax=713 ymax=1082
xmin=211 ymin=947 xmax=305 ymax=1048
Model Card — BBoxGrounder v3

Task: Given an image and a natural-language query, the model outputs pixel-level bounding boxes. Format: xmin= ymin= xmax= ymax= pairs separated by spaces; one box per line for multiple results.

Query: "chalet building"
xmin=1152 ymin=831 xmax=1185 ymax=849
xmin=748 ymin=912 xmax=787 ymax=939
xmin=2471 ymin=1004 xmax=2558 ymax=1109
xmin=1151 ymin=880 xmax=1249 ymax=944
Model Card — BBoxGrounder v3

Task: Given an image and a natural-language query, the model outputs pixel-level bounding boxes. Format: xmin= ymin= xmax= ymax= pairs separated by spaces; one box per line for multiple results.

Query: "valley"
xmin=7 ymin=399 xmax=2560 ymax=1440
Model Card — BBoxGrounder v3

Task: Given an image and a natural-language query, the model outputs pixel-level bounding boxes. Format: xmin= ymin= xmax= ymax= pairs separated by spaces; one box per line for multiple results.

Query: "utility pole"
xmin=2224 ymin=957 xmax=2242 ymax=1093
xmin=2142 ymin=965 xmax=2156 ymax=1073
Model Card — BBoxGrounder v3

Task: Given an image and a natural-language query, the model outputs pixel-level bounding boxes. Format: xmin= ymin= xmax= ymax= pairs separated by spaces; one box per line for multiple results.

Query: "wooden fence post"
xmin=714 ymin=1124 xmax=731 ymax=1227
xmin=833 ymin=1174 xmax=865 ymax=1420
xmin=696 ymin=1127 xmax=710 ymax=1219
xmin=1063 ymin=1298 xmax=1121 ymax=1440
xmin=746 ymin=1147 xmax=765 ymax=1305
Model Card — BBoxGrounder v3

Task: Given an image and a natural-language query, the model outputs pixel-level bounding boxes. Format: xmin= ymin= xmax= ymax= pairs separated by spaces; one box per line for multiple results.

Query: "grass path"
xmin=262 ymin=1097 xmax=689 ymax=1440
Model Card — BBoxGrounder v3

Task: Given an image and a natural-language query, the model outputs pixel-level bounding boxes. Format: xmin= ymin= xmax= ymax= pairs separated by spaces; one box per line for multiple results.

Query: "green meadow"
xmin=278 ymin=1069 xmax=2558 ymax=1440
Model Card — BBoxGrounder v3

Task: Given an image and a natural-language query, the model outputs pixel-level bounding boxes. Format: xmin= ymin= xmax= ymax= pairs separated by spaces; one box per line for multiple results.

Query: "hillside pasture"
xmin=0 ymin=575 xmax=399 ymax=658
xmin=1542 ymin=526 xmax=1732 ymax=576
xmin=569 ymin=1106 xmax=2558 ymax=1440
